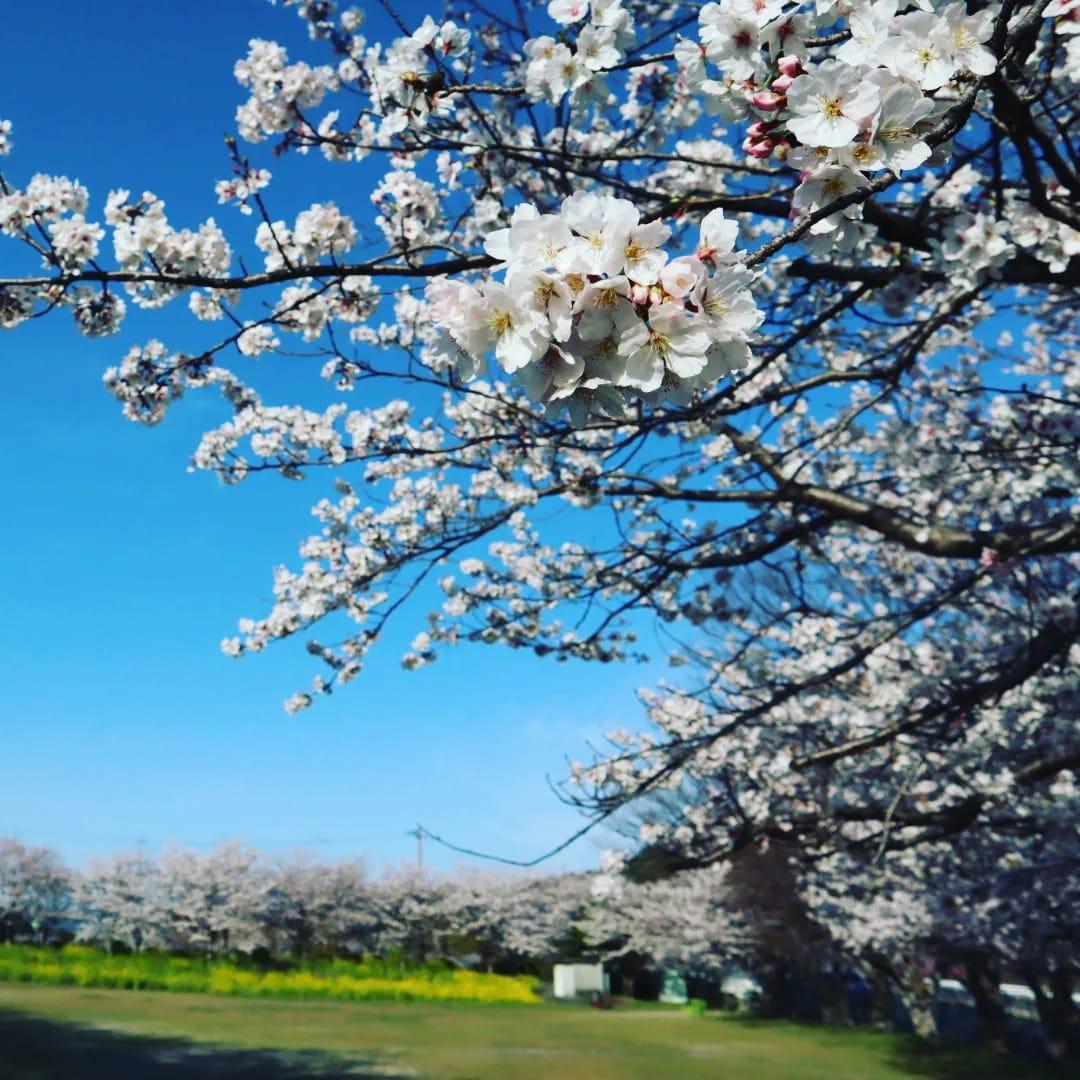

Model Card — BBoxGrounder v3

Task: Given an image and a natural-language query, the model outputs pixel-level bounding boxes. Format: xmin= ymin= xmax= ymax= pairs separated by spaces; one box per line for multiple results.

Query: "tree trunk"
xmin=1028 ymin=968 xmax=1079 ymax=1061
xmin=864 ymin=964 xmax=900 ymax=1028
xmin=808 ymin=965 xmax=848 ymax=1025
xmin=905 ymin=988 xmax=939 ymax=1039
xmin=881 ymin=956 xmax=938 ymax=1038
xmin=964 ymin=955 xmax=1009 ymax=1053
xmin=756 ymin=963 xmax=792 ymax=1018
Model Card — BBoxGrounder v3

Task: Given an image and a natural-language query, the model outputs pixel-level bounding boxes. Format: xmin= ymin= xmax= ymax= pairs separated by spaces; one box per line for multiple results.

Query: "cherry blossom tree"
xmin=0 ymin=838 xmax=71 ymax=942
xmin=260 ymin=854 xmax=373 ymax=957
xmin=157 ymin=844 xmax=268 ymax=956
xmin=585 ymin=860 xmax=751 ymax=975
xmin=74 ymin=851 xmax=167 ymax=953
xmin=1 ymin=0 xmax=1077 ymax=1045
xmin=437 ymin=869 xmax=593 ymax=969
xmin=801 ymin=801 xmax=1079 ymax=1050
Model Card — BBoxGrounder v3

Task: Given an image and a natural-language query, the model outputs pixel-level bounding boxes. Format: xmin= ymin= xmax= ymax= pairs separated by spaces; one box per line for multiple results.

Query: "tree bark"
xmin=1028 ymin=968 xmax=1079 ymax=1061
xmin=964 ymin=954 xmax=1010 ymax=1053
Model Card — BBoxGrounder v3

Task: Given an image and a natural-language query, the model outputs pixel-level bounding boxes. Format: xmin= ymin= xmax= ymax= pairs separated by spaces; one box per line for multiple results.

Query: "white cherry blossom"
xmin=786 ymin=61 xmax=882 ymax=149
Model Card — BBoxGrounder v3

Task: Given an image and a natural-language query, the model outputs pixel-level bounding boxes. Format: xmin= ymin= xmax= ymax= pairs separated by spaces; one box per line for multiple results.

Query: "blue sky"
xmin=0 ymin=0 xmax=666 ymax=874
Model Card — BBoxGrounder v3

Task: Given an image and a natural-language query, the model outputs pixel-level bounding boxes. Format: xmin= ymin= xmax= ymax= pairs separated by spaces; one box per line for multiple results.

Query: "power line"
xmin=415 ymin=813 xmax=609 ymax=868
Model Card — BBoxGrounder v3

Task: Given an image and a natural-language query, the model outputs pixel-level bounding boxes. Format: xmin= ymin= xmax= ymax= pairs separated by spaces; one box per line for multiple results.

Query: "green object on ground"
xmin=0 ymin=982 xmax=1070 ymax=1080
xmin=658 ymin=967 xmax=689 ymax=1004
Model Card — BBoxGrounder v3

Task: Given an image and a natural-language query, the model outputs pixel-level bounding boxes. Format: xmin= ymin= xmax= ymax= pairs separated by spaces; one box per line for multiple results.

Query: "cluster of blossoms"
xmin=1046 ymin=0 xmax=1080 ymax=79
xmin=101 ymin=341 xmax=233 ymax=425
xmin=47 ymin=214 xmax=105 ymax=270
xmin=674 ymin=0 xmax=998 ymax=250
xmin=1008 ymin=190 xmax=1080 ymax=272
xmin=271 ymin=276 xmax=381 ymax=342
xmin=0 ymin=283 xmax=35 ymax=329
xmin=362 ymin=15 xmax=472 ymax=138
xmin=276 ymin=1 xmax=367 ymax=42
xmin=105 ymin=190 xmax=231 ymax=309
xmin=254 ymin=201 xmax=357 ymax=271
xmin=234 ymin=38 xmax=339 ymax=143
xmin=0 ymin=173 xmax=95 ymax=257
xmin=936 ymin=206 xmax=1015 ymax=280
xmin=370 ymin=169 xmax=444 ymax=250
xmin=914 ymin=162 xmax=1079 ymax=278
xmin=243 ymin=8 xmax=476 ymax=149
xmin=425 ymin=193 xmax=761 ymax=422
xmin=523 ymin=0 xmax=636 ymax=106
xmin=0 ymin=167 xmax=127 ymax=334
xmin=510 ymin=1 xmax=1010 ymax=255
xmin=69 ymin=288 xmax=127 ymax=338
xmin=214 ymin=165 xmax=272 ymax=215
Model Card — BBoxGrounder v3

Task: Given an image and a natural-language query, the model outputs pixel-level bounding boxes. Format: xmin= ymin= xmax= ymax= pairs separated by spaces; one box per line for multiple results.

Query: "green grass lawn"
xmin=0 ymin=983 xmax=1064 ymax=1079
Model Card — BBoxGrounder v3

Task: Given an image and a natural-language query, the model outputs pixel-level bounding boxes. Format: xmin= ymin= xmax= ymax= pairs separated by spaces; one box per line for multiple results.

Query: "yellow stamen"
xmin=878 ymin=125 xmax=913 ymax=142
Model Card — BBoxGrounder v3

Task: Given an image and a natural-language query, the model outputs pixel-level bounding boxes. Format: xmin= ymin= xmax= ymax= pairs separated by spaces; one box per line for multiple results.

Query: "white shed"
xmin=553 ymin=963 xmax=610 ymax=998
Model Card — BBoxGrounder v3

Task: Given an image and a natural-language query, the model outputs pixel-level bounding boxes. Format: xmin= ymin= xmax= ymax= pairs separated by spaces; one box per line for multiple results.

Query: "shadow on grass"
xmin=0 ymin=1009 xmax=414 ymax=1079
xmin=887 ymin=1037 xmax=1068 ymax=1080
xmin=714 ymin=1013 xmax=1069 ymax=1079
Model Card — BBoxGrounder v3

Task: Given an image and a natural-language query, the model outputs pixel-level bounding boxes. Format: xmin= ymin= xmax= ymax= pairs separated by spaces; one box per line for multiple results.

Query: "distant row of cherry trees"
xmin=1 ymin=833 xmax=1076 ymax=1055
xmin=0 ymin=836 xmax=587 ymax=967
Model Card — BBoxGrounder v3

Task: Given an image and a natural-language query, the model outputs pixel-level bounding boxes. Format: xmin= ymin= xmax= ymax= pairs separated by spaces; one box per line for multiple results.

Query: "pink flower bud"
xmin=750 ymin=91 xmax=785 ymax=112
xmin=777 ymin=55 xmax=803 ymax=78
xmin=746 ymin=120 xmax=779 ymax=139
xmin=771 ymin=74 xmax=794 ymax=93
xmin=629 ymin=283 xmax=650 ymax=305
xmin=746 ymin=139 xmax=775 ymax=159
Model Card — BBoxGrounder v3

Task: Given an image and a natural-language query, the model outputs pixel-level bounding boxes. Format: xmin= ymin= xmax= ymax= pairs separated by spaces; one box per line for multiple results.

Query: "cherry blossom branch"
xmin=794 ymin=594 xmax=1079 ymax=769
xmin=0 ymin=253 xmax=497 ymax=293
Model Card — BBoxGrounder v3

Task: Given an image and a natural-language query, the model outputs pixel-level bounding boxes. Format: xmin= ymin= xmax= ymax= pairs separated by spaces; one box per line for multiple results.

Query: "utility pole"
xmin=407 ymin=823 xmax=424 ymax=869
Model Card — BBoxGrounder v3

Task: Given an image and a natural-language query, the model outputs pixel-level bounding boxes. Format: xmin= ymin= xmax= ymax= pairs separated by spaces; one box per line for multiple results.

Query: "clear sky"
xmin=0 ymin=0 xmax=666 ymax=874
